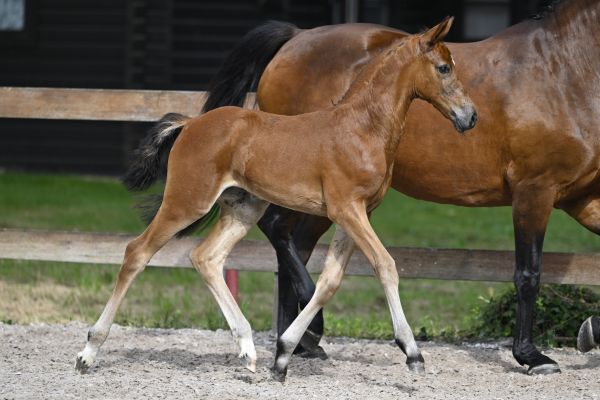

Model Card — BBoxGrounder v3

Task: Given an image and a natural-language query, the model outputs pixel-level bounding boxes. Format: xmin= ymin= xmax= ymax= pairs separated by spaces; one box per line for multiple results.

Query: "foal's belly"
xmin=239 ymin=179 xmax=328 ymax=217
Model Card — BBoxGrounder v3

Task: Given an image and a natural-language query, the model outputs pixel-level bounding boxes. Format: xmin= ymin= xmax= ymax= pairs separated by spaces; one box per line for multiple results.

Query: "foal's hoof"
xmin=407 ymin=361 xmax=425 ymax=374
xmin=296 ymin=345 xmax=328 ymax=360
xmin=577 ymin=316 xmax=599 ymax=353
xmin=270 ymin=366 xmax=288 ymax=383
xmin=239 ymin=353 xmax=257 ymax=373
xmin=527 ymin=363 xmax=561 ymax=375
xmin=75 ymin=354 xmax=91 ymax=374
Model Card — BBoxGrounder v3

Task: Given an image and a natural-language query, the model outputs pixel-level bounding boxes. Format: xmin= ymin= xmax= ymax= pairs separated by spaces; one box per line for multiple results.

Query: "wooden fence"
xmin=0 ymin=86 xmax=599 ymax=287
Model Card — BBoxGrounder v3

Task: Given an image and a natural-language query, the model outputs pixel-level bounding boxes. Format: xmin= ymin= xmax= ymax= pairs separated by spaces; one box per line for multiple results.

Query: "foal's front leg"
xmin=258 ymin=205 xmax=330 ymax=358
xmin=272 ymin=202 xmax=423 ymax=381
xmin=272 ymin=226 xmax=355 ymax=381
xmin=333 ymin=204 xmax=423 ymax=371
xmin=190 ymin=191 xmax=268 ymax=372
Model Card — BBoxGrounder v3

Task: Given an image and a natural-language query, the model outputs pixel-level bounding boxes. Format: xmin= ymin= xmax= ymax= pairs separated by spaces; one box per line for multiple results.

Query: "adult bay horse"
xmin=76 ymin=18 xmax=476 ymax=380
xmin=201 ymin=0 xmax=600 ymax=375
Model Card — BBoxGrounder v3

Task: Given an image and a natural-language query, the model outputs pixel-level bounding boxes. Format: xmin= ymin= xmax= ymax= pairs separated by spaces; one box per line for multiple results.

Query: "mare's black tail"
xmin=201 ymin=20 xmax=298 ymax=113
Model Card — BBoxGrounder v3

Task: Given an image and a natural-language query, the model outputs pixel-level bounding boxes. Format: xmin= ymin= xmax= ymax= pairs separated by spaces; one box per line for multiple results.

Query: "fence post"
xmin=225 ymin=269 xmax=239 ymax=303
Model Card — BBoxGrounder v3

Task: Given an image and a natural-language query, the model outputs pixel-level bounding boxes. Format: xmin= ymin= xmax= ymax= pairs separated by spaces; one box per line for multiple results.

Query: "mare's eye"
xmin=437 ymin=64 xmax=450 ymax=74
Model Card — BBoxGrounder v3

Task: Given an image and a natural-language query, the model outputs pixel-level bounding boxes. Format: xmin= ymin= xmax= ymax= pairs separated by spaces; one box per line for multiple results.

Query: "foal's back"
xmin=170 ymin=105 xmax=387 ymax=216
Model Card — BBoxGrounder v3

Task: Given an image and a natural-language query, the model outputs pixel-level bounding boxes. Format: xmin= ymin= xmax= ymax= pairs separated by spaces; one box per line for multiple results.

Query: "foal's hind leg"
xmin=75 ymin=203 xmax=203 ymax=372
xmin=190 ymin=189 xmax=269 ymax=372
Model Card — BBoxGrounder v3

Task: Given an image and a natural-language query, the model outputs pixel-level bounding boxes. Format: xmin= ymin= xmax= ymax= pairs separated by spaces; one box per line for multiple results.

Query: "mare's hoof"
xmin=75 ymin=354 xmax=90 ymax=374
xmin=296 ymin=345 xmax=328 ymax=360
xmin=407 ymin=361 xmax=425 ymax=374
xmin=527 ymin=363 xmax=561 ymax=375
xmin=577 ymin=316 xmax=599 ymax=353
xmin=270 ymin=366 xmax=288 ymax=383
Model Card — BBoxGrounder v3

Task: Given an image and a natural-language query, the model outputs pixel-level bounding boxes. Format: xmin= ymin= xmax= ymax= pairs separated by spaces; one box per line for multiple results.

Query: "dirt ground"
xmin=1 ymin=322 xmax=599 ymax=400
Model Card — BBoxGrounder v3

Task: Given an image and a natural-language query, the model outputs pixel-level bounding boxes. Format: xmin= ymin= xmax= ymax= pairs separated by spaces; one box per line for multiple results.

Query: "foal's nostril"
xmin=450 ymin=110 xmax=457 ymax=119
xmin=469 ymin=111 xmax=478 ymax=128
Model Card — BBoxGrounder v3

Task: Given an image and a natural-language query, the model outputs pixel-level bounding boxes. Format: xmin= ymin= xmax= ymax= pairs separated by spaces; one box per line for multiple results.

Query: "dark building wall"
xmin=1 ymin=1 xmax=130 ymax=174
xmin=0 ymin=0 xmax=331 ymax=175
xmin=0 ymin=0 xmax=548 ymax=175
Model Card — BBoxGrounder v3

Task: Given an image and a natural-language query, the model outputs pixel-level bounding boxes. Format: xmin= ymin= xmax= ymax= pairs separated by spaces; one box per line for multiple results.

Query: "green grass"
xmin=1 ymin=171 xmax=599 ymax=338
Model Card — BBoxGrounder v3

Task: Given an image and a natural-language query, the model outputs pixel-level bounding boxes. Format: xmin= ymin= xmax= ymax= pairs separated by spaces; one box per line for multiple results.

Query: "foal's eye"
xmin=436 ymin=64 xmax=450 ymax=74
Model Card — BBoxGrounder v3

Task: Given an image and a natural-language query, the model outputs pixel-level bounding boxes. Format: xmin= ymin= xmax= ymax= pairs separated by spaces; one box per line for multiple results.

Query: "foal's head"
xmin=408 ymin=17 xmax=477 ymax=133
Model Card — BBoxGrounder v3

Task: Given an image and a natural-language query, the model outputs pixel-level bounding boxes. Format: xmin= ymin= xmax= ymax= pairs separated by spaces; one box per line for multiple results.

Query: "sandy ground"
xmin=0 ymin=322 xmax=599 ymax=400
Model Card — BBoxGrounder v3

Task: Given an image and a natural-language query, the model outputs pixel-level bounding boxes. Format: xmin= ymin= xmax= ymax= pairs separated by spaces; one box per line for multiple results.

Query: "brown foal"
xmin=75 ymin=17 xmax=476 ymax=379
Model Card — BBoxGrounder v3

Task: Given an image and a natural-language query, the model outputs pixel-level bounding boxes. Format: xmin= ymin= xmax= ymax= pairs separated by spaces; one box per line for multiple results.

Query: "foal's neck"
xmin=338 ymin=42 xmax=417 ymax=150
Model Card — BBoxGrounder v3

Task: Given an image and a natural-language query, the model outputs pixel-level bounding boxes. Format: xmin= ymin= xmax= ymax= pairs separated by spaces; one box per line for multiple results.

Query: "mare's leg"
xmin=258 ymin=206 xmax=331 ymax=357
xmin=292 ymin=214 xmax=334 ymax=354
xmin=190 ymin=189 xmax=268 ymax=372
xmin=75 ymin=202 xmax=206 ymax=372
xmin=511 ymin=186 xmax=560 ymax=375
xmin=272 ymin=203 xmax=422 ymax=381
xmin=561 ymin=195 xmax=600 ymax=352
xmin=578 ymin=316 xmax=600 ymax=352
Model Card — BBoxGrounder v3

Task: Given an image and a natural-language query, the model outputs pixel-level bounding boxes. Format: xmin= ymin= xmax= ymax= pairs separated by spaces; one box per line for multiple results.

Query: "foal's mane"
xmin=337 ymin=38 xmax=414 ymax=105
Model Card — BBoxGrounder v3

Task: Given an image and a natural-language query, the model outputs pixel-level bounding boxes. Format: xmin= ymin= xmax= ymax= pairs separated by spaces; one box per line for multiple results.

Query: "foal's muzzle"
xmin=451 ymin=107 xmax=478 ymax=134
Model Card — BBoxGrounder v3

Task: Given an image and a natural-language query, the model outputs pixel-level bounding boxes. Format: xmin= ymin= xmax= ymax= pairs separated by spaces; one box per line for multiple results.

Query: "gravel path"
xmin=1 ymin=322 xmax=599 ymax=399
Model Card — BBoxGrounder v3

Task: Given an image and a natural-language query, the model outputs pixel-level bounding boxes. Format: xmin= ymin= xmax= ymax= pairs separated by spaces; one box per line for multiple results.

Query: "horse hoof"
xmin=270 ymin=366 xmax=287 ymax=383
xmin=298 ymin=330 xmax=323 ymax=353
xmin=296 ymin=345 xmax=328 ymax=360
xmin=577 ymin=316 xmax=599 ymax=353
xmin=75 ymin=354 xmax=91 ymax=374
xmin=239 ymin=353 xmax=257 ymax=373
xmin=407 ymin=361 xmax=425 ymax=374
xmin=527 ymin=363 xmax=561 ymax=375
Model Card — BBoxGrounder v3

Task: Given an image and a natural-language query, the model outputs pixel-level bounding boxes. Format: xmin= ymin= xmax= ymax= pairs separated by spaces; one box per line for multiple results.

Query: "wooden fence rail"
xmin=0 ymin=86 xmax=256 ymax=122
xmin=1 ymin=229 xmax=599 ymax=285
xmin=0 ymin=86 xmax=598 ymax=286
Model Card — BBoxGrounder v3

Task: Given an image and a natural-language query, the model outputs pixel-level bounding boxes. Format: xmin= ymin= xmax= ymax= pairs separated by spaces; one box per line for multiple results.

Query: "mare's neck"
xmin=337 ymin=43 xmax=417 ymax=151
xmin=537 ymin=0 xmax=599 ymax=59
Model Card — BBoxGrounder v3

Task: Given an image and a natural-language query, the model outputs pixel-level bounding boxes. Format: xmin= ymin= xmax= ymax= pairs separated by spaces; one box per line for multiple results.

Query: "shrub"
xmin=468 ymin=284 xmax=600 ymax=346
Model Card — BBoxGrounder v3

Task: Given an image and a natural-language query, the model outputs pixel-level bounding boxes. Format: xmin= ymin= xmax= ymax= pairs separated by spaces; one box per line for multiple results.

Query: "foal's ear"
xmin=419 ymin=16 xmax=454 ymax=52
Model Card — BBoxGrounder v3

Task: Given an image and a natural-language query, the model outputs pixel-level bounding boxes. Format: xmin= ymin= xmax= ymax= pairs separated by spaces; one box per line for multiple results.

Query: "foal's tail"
xmin=122 ymin=113 xmax=190 ymax=192
xmin=123 ymin=112 xmax=219 ymax=235
xmin=201 ymin=20 xmax=298 ymax=113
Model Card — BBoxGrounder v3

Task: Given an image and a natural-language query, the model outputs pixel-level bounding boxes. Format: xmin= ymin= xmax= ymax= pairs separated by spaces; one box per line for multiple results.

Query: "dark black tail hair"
xmin=201 ymin=20 xmax=298 ymax=113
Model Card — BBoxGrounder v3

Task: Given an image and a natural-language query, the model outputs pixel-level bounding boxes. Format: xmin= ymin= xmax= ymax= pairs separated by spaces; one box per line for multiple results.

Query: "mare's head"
xmin=408 ymin=17 xmax=477 ymax=133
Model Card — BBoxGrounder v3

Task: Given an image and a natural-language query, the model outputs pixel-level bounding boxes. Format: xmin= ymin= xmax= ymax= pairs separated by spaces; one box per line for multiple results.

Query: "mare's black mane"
xmin=531 ymin=0 xmax=564 ymax=20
